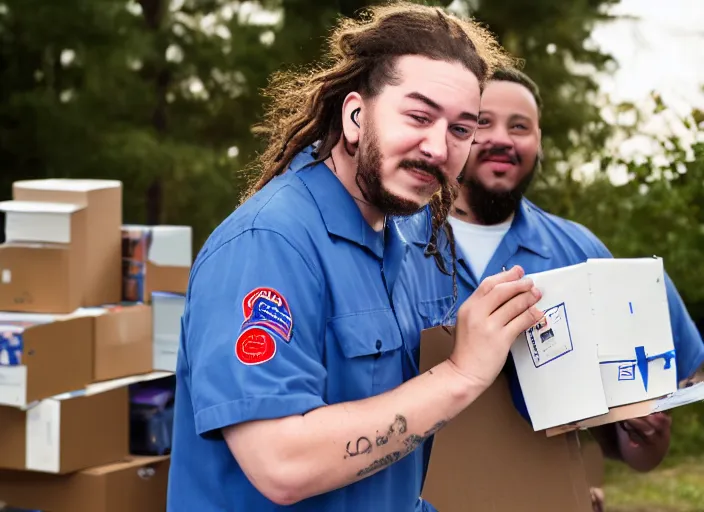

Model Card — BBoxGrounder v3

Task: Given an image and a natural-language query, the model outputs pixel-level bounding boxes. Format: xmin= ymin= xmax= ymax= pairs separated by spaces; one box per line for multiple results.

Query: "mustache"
xmin=399 ymin=159 xmax=446 ymax=185
xmin=477 ymin=146 xmax=520 ymax=165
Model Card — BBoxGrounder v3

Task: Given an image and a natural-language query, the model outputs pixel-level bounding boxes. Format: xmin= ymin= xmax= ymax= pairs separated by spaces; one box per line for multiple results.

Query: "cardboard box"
xmin=13 ymin=178 xmax=123 ymax=307
xmin=0 ymin=314 xmax=93 ymax=407
xmin=419 ymin=326 xmax=593 ymax=512
xmin=511 ymin=257 xmax=677 ymax=431
xmin=0 ymin=455 xmax=169 ymax=512
xmin=0 ymin=200 xmax=85 ymax=245
xmin=67 ymin=304 xmax=154 ymax=382
xmin=0 ymin=371 xmax=171 ymax=474
xmin=153 ymin=292 xmax=185 ymax=372
xmin=122 ymin=225 xmax=192 ymax=303
xmin=0 ymin=199 xmax=87 ymax=313
xmin=0 ymin=242 xmax=82 ymax=313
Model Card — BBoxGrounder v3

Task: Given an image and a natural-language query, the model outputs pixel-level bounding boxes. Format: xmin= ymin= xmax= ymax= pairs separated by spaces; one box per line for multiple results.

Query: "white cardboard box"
xmin=152 ymin=292 xmax=185 ymax=372
xmin=511 ymin=257 xmax=677 ymax=431
xmin=0 ymin=200 xmax=84 ymax=244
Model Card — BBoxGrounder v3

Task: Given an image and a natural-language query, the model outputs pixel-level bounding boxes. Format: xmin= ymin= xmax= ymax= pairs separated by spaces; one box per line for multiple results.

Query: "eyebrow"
xmin=480 ymin=110 xmax=534 ymax=122
xmin=405 ymin=91 xmax=478 ymax=122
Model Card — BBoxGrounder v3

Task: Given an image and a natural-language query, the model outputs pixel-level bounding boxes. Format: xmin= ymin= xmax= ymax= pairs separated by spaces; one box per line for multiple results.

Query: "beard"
xmin=461 ymin=156 xmax=539 ymax=225
xmin=354 ymin=119 xmax=450 ymax=217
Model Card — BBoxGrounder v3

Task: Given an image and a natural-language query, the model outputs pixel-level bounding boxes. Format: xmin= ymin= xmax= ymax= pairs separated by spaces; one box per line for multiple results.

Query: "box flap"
xmin=66 ymin=371 xmax=172 ymax=399
xmin=148 ymin=226 xmax=192 ymax=267
xmin=0 ymin=200 xmax=84 ymax=214
xmin=1 ymin=200 xmax=84 ymax=245
xmin=81 ymin=455 xmax=170 ymax=475
xmin=14 ymin=178 xmax=122 ymax=192
xmin=546 ymin=381 xmax=704 ymax=436
xmin=152 ymin=291 xmax=186 ymax=300
xmin=0 ymin=312 xmax=62 ymax=324
xmin=20 ymin=371 xmax=172 ymax=411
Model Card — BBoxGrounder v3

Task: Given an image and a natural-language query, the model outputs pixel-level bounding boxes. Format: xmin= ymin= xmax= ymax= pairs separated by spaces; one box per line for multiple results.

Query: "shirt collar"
xmin=511 ymin=199 xmax=551 ymax=259
xmin=402 ymin=199 xmax=551 ymax=259
xmin=290 ymin=148 xmax=385 ymax=259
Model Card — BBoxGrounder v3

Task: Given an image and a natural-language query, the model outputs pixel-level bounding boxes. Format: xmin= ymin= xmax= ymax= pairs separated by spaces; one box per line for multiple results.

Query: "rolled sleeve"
xmin=185 ymin=228 xmax=328 ymax=436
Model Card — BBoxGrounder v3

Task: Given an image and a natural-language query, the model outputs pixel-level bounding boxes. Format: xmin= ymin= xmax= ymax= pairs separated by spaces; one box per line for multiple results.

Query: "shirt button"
xmin=375 ymin=340 xmax=382 ymax=350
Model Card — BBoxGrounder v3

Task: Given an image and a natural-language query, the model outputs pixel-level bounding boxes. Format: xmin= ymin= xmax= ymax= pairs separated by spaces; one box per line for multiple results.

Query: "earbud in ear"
xmin=350 ymin=108 xmax=361 ymax=128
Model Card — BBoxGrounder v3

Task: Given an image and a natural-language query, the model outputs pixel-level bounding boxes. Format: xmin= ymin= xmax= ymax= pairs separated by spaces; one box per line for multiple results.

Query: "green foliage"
xmin=0 ymin=0 xmax=622 ymax=251
xmin=533 ymin=96 xmax=704 ymax=319
xmin=469 ymin=0 xmax=620 ymax=180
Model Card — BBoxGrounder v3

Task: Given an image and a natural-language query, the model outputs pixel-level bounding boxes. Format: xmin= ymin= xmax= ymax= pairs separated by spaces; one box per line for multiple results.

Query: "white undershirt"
xmin=447 ymin=215 xmax=513 ymax=279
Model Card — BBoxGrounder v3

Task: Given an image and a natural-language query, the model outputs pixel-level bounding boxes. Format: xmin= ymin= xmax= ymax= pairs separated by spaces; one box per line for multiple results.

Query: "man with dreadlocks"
xmin=166 ymin=4 xmax=545 ymax=511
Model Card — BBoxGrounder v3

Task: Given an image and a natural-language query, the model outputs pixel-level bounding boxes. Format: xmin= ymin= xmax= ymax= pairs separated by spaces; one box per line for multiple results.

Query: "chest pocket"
xmin=328 ymin=309 xmax=404 ymax=402
xmin=418 ymin=295 xmax=455 ymax=330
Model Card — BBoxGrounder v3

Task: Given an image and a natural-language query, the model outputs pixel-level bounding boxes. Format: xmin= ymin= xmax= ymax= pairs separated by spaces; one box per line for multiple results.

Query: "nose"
xmin=418 ymin=123 xmax=448 ymax=164
xmin=474 ymin=123 xmax=513 ymax=149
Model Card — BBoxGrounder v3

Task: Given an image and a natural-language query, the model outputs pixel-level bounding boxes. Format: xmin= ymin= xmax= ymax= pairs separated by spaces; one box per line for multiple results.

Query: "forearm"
xmin=225 ymin=360 xmax=484 ymax=505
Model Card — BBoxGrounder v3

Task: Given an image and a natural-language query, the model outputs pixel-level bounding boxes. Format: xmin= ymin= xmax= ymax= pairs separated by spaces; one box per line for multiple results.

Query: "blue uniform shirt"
xmin=167 ymin=150 xmax=429 ymax=511
xmin=399 ymin=199 xmax=704 ymax=422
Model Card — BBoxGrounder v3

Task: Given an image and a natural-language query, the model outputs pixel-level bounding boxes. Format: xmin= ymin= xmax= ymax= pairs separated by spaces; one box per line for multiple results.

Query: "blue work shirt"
xmin=167 ymin=150 xmax=428 ymax=511
xmin=399 ymin=198 xmax=704 ymax=423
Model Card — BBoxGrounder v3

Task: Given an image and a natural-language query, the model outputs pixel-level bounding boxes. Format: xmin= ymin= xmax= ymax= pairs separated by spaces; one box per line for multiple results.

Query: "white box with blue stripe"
xmin=511 ymin=257 xmax=677 ymax=431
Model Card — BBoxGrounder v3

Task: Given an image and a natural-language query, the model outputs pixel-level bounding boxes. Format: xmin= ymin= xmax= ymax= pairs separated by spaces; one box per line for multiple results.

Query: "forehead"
xmin=383 ymin=55 xmax=481 ymax=110
xmin=481 ymin=80 xmax=539 ymax=119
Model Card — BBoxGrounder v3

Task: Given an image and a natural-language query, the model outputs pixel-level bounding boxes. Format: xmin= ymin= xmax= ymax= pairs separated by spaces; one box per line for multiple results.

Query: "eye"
xmin=408 ymin=114 xmax=430 ymax=124
xmin=450 ymin=125 xmax=475 ymax=140
xmin=477 ymin=118 xmax=490 ymax=127
xmin=512 ymin=123 xmax=528 ymax=130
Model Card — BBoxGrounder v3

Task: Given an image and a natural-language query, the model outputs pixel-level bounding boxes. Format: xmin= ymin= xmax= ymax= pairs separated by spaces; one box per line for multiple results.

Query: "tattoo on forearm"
xmin=375 ymin=414 xmax=407 ymax=447
xmin=356 ymin=418 xmax=448 ymax=478
xmin=344 ymin=437 xmax=372 ymax=458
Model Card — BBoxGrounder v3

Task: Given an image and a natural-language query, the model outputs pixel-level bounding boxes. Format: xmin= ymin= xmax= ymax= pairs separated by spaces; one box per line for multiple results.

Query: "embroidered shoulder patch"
xmin=236 ymin=327 xmax=277 ymax=365
xmin=241 ymin=287 xmax=293 ymax=342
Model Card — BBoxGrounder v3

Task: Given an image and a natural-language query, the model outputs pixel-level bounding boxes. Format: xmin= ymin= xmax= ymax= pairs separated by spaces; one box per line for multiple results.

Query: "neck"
xmin=450 ymin=190 xmax=513 ymax=226
xmin=325 ymin=143 xmax=386 ymax=231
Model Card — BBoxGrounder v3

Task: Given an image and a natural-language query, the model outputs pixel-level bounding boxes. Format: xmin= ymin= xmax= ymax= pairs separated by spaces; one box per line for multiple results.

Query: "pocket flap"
xmin=329 ymin=309 xmax=404 ymax=358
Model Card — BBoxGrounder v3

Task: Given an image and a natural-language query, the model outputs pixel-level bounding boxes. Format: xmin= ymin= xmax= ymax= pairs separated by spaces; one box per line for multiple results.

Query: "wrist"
xmin=436 ymin=359 xmax=489 ymax=408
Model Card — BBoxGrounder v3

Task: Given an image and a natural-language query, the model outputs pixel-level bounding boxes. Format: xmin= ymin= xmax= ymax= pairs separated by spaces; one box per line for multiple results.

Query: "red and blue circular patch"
xmin=235 ymin=287 xmax=293 ymax=365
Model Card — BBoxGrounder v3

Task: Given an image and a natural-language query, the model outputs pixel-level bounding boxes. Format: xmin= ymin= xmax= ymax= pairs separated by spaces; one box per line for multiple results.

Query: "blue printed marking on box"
xmin=0 ymin=326 xmax=24 ymax=366
xmin=526 ymin=302 xmax=574 ymax=368
xmin=618 ymin=363 xmax=636 ymax=381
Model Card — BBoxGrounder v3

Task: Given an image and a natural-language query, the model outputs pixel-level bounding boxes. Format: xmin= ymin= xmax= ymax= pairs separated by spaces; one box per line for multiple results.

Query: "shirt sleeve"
xmin=663 ymin=272 xmax=704 ymax=381
xmin=185 ymin=228 xmax=328 ymax=437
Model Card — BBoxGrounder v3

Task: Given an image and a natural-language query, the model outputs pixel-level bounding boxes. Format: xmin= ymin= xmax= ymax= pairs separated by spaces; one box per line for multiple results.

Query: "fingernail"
xmin=531 ymin=286 xmax=541 ymax=298
xmin=534 ymin=315 xmax=546 ymax=329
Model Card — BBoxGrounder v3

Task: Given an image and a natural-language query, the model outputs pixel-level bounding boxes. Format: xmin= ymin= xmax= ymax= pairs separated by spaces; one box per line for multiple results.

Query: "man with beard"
xmin=166 ymin=5 xmax=546 ymax=512
xmin=398 ymin=67 xmax=704 ymax=511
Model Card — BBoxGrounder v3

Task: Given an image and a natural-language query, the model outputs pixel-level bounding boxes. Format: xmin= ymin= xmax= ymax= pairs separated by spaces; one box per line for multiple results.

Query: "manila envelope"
xmin=419 ymin=326 xmax=593 ymax=512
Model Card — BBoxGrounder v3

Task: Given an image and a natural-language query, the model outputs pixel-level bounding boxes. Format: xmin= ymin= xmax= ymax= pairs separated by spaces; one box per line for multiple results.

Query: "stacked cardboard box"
xmin=121 ymin=224 xmax=192 ymax=372
xmin=0 ymin=179 xmax=193 ymax=512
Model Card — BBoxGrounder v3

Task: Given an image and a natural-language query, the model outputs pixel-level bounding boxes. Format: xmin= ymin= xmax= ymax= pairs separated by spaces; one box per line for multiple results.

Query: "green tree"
xmin=0 ymin=0 xmax=626 ymax=252
xmin=457 ymin=0 xmax=619 ymax=192
xmin=563 ymin=96 xmax=704 ymax=320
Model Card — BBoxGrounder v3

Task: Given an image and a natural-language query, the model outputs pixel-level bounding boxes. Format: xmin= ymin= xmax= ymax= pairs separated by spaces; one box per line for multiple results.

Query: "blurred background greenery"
xmin=0 ymin=1 xmax=703 ymax=509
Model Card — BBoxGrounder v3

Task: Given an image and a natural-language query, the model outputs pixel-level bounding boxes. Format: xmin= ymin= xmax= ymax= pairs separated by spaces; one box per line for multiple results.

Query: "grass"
xmin=603 ymin=455 xmax=704 ymax=512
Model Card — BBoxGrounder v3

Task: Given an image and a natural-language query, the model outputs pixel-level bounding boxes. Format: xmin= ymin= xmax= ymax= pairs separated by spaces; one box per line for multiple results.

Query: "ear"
xmin=342 ymin=92 xmax=364 ymax=145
